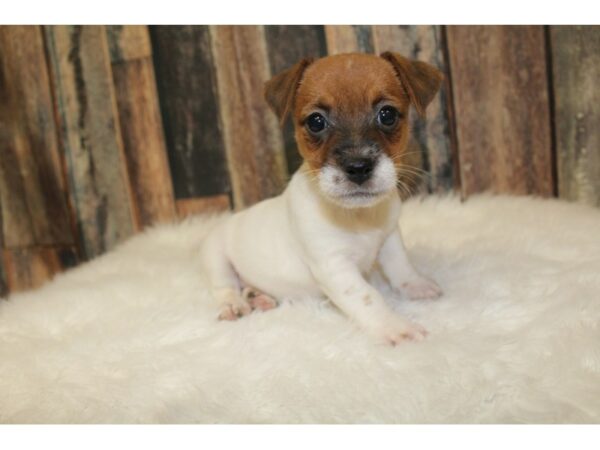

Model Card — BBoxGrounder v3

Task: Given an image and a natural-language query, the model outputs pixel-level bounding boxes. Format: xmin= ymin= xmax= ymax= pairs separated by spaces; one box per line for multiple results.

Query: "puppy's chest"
xmin=325 ymin=227 xmax=389 ymax=272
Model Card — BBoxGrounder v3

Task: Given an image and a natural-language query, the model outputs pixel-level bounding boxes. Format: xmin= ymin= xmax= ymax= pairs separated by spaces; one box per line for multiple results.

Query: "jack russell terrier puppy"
xmin=200 ymin=52 xmax=443 ymax=345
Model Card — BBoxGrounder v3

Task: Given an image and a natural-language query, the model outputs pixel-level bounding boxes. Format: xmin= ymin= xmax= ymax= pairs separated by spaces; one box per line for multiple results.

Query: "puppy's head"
xmin=265 ymin=52 xmax=443 ymax=208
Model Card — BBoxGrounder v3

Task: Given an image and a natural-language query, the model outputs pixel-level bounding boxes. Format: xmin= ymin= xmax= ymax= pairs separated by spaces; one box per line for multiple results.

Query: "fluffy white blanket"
xmin=1 ymin=195 xmax=599 ymax=423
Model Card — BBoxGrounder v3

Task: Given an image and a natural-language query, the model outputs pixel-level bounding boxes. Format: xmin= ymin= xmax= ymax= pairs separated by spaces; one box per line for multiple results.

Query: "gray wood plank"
xmin=44 ymin=25 xmax=136 ymax=257
xmin=551 ymin=25 xmax=600 ymax=207
xmin=149 ymin=25 xmax=231 ymax=200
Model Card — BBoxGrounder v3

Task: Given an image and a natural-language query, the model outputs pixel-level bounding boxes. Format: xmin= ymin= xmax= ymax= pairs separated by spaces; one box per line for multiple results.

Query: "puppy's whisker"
xmin=398 ymin=170 xmax=430 ymax=182
xmin=395 ymin=179 xmax=413 ymax=198
xmin=397 ymin=166 xmax=432 ymax=180
xmin=390 ymin=150 xmax=424 ymax=160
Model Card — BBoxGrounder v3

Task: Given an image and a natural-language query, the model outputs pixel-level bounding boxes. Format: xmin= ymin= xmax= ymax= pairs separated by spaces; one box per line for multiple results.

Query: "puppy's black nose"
xmin=343 ymin=158 xmax=374 ymax=185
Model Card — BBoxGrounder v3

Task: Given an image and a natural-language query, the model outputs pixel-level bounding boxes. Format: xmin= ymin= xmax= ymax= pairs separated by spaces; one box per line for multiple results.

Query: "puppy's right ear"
xmin=264 ymin=58 xmax=313 ymax=125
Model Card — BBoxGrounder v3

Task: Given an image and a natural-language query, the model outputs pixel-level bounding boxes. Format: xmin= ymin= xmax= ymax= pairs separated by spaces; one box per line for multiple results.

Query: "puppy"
xmin=200 ymin=52 xmax=443 ymax=344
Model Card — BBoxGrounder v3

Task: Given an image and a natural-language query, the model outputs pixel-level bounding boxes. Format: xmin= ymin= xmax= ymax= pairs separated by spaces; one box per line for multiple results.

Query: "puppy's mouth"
xmin=340 ymin=190 xmax=384 ymax=199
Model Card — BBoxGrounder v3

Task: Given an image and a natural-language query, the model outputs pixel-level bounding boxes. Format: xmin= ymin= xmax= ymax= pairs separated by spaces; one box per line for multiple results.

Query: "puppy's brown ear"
xmin=380 ymin=52 xmax=443 ymax=117
xmin=264 ymin=57 xmax=313 ymax=124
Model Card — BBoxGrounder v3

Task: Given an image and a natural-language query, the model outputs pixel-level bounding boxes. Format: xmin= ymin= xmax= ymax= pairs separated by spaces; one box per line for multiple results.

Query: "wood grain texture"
xmin=551 ymin=26 xmax=600 ymax=207
xmin=0 ymin=26 xmax=74 ymax=248
xmin=372 ymin=25 xmax=455 ymax=194
xmin=108 ymin=26 xmax=176 ymax=227
xmin=176 ymin=196 xmax=230 ymax=218
xmin=2 ymin=246 xmax=78 ymax=293
xmin=264 ymin=25 xmax=328 ymax=174
xmin=325 ymin=25 xmax=374 ymax=54
xmin=446 ymin=26 xmax=554 ymax=197
xmin=0 ymin=254 xmax=7 ymax=298
xmin=150 ymin=25 xmax=230 ymax=200
xmin=44 ymin=25 xmax=136 ymax=258
xmin=210 ymin=25 xmax=288 ymax=209
xmin=106 ymin=25 xmax=152 ymax=63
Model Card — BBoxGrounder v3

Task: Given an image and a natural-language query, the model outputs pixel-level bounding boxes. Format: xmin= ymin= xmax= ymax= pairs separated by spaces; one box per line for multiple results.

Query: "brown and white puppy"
xmin=200 ymin=52 xmax=443 ymax=345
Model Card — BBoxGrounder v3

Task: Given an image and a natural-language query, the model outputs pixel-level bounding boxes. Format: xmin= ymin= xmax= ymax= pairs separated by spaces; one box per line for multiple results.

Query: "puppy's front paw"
xmin=217 ymin=290 xmax=252 ymax=321
xmin=370 ymin=316 xmax=428 ymax=345
xmin=399 ymin=276 xmax=442 ymax=300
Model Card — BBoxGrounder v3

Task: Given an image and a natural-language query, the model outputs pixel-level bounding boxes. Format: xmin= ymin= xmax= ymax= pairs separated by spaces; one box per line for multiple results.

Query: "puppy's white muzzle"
xmin=318 ymin=153 xmax=397 ymax=208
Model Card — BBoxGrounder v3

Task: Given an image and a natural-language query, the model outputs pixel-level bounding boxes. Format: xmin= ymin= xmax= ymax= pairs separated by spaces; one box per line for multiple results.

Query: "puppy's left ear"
xmin=380 ymin=52 xmax=443 ymax=117
xmin=264 ymin=57 xmax=313 ymax=125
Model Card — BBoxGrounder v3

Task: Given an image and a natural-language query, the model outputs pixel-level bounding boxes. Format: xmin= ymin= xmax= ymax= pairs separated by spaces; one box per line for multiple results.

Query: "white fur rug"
xmin=1 ymin=195 xmax=599 ymax=424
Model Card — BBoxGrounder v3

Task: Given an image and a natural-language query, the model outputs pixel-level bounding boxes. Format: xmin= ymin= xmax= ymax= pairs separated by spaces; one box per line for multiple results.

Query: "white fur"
xmin=200 ymin=164 xmax=433 ymax=342
xmin=1 ymin=195 xmax=600 ymax=423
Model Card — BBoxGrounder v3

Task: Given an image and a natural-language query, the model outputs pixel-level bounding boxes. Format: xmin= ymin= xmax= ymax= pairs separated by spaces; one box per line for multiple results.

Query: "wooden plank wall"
xmin=0 ymin=25 xmax=599 ymax=296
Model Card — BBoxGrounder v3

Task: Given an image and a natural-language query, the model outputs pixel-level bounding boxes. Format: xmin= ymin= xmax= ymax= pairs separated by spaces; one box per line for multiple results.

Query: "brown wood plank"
xmin=0 ymin=26 xmax=75 ymax=248
xmin=446 ymin=26 xmax=553 ymax=197
xmin=264 ymin=25 xmax=328 ymax=174
xmin=210 ymin=25 xmax=288 ymax=209
xmin=551 ymin=26 xmax=600 ymax=207
xmin=149 ymin=25 xmax=230 ymax=201
xmin=106 ymin=25 xmax=152 ymax=63
xmin=325 ymin=25 xmax=374 ymax=54
xmin=107 ymin=26 xmax=176 ymax=227
xmin=0 ymin=249 xmax=7 ymax=298
xmin=176 ymin=195 xmax=230 ymax=218
xmin=2 ymin=246 xmax=78 ymax=293
xmin=44 ymin=25 xmax=136 ymax=258
xmin=372 ymin=25 xmax=454 ymax=194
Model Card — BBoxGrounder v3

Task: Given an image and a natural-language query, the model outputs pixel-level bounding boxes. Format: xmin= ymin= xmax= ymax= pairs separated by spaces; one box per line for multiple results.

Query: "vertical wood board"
xmin=44 ymin=25 xmax=136 ymax=257
xmin=210 ymin=25 xmax=287 ymax=209
xmin=551 ymin=25 xmax=600 ymax=207
xmin=446 ymin=26 xmax=553 ymax=197
xmin=150 ymin=25 xmax=231 ymax=200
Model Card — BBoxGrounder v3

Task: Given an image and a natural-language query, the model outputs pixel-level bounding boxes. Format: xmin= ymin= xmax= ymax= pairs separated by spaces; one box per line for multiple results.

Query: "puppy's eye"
xmin=306 ymin=113 xmax=327 ymax=134
xmin=377 ymin=106 xmax=399 ymax=128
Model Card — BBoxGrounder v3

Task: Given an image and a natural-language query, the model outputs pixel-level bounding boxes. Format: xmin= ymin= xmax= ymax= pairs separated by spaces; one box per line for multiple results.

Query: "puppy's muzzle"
xmin=342 ymin=157 xmax=375 ymax=185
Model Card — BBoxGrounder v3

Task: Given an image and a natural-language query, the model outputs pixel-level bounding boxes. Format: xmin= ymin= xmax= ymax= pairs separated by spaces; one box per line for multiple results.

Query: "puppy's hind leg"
xmin=200 ymin=232 xmax=251 ymax=321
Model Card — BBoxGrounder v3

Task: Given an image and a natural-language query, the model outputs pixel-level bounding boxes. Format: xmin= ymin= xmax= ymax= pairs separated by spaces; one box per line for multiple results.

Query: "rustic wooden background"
xmin=0 ymin=25 xmax=599 ymax=296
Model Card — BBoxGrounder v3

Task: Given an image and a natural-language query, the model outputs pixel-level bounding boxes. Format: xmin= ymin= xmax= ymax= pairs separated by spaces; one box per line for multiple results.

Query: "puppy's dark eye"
xmin=377 ymin=106 xmax=399 ymax=128
xmin=306 ymin=113 xmax=327 ymax=134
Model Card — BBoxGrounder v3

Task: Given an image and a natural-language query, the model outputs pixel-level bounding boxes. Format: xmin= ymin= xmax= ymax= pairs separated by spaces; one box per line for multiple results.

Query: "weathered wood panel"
xmin=264 ymin=25 xmax=328 ymax=174
xmin=0 ymin=26 xmax=75 ymax=248
xmin=0 ymin=251 xmax=7 ymax=298
xmin=150 ymin=25 xmax=230 ymax=200
xmin=107 ymin=26 xmax=176 ymax=227
xmin=106 ymin=25 xmax=152 ymax=63
xmin=372 ymin=25 xmax=454 ymax=194
xmin=325 ymin=25 xmax=374 ymax=54
xmin=210 ymin=25 xmax=288 ymax=209
xmin=2 ymin=246 xmax=78 ymax=293
xmin=551 ymin=26 xmax=600 ymax=207
xmin=44 ymin=25 xmax=136 ymax=258
xmin=446 ymin=26 xmax=554 ymax=197
xmin=176 ymin=196 xmax=230 ymax=219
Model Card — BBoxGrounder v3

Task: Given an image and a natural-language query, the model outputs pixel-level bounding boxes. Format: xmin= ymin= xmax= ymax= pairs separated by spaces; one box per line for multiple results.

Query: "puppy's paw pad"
xmin=400 ymin=277 xmax=442 ymax=300
xmin=250 ymin=294 xmax=278 ymax=311
xmin=384 ymin=321 xmax=428 ymax=345
xmin=217 ymin=297 xmax=252 ymax=321
xmin=372 ymin=316 xmax=428 ymax=345
xmin=242 ymin=287 xmax=278 ymax=312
